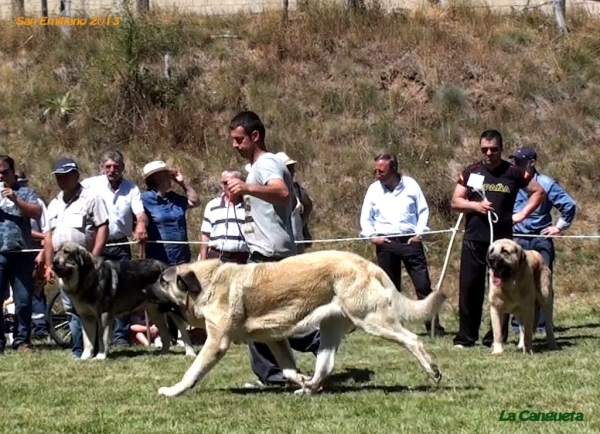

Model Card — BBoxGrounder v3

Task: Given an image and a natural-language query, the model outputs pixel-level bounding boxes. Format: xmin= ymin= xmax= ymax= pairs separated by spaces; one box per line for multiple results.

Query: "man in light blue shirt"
xmin=509 ymin=146 xmax=576 ymax=331
xmin=359 ymin=153 xmax=444 ymax=336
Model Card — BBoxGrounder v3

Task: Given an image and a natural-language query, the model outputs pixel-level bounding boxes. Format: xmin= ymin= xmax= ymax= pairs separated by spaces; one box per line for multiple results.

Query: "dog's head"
xmin=144 ymin=260 xmax=223 ymax=309
xmin=486 ymin=238 xmax=527 ymax=286
xmin=52 ymin=241 xmax=95 ymax=284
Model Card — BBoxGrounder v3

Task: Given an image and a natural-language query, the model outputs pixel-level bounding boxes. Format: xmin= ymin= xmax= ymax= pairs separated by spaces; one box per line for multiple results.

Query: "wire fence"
xmin=1 ymin=0 xmax=600 ymax=20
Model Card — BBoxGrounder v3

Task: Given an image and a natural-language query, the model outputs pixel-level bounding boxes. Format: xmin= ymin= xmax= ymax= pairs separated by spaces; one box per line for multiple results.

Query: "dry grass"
xmin=1 ymin=2 xmax=600 ymax=306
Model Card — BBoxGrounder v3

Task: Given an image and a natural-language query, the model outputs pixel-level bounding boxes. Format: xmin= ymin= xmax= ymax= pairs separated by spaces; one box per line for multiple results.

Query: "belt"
xmin=384 ymin=235 xmax=412 ymax=243
xmin=209 ymin=247 xmax=249 ymax=262
xmin=249 ymin=251 xmax=287 ymax=263
xmin=107 ymin=236 xmax=129 ymax=243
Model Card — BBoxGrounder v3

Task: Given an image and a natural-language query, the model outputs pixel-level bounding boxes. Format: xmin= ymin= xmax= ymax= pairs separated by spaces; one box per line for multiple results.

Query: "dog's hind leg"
xmin=80 ymin=315 xmax=97 ymax=360
xmin=158 ymin=329 xmax=230 ymax=398
xmin=350 ymin=311 xmax=441 ymax=384
xmin=520 ymin=307 xmax=535 ymax=355
xmin=294 ymin=318 xmax=351 ymax=396
xmin=540 ymin=292 xmax=558 ymax=351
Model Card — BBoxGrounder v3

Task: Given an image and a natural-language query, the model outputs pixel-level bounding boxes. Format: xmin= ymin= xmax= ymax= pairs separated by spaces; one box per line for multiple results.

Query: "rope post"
xmin=430 ymin=213 xmax=464 ymax=338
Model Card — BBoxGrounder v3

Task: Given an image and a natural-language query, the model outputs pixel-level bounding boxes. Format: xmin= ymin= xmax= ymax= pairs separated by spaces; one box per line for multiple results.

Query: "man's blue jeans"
xmin=0 ymin=251 xmax=35 ymax=350
xmin=512 ymin=236 xmax=555 ymax=332
xmin=60 ymin=288 xmax=83 ymax=357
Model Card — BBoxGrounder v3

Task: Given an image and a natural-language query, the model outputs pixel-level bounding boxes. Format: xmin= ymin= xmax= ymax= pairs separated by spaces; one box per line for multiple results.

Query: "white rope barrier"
xmin=15 ymin=227 xmax=600 ymax=253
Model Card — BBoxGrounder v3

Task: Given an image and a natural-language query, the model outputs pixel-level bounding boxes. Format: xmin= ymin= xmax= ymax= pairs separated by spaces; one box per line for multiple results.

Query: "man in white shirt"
xmin=199 ymin=169 xmax=248 ymax=264
xmin=81 ymin=150 xmax=148 ymax=346
xmin=359 ymin=153 xmax=444 ymax=336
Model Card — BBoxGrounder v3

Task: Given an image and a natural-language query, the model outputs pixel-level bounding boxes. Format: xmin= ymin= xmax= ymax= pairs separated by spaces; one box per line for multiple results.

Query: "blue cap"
xmin=509 ymin=146 xmax=537 ymax=161
xmin=52 ymin=158 xmax=79 ymax=174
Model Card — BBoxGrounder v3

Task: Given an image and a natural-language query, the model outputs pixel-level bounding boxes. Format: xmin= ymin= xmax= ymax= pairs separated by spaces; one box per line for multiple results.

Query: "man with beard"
xmin=225 ymin=110 xmax=320 ymax=389
xmin=81 ymin=149 xmax=148 ymax=347
xmin=450 ymin=130 xmax=546 ymax=349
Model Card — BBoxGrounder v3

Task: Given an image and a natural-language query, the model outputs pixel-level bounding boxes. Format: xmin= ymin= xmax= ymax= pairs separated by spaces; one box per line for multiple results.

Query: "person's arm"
xmin=451 ymin=170 xmax=494 ymax=215
xmin=172 ymin=171 xmax=200 ymax=208
xmin=227 ymin=158 xmax=290 ymax=206
xmin=2 ymin=187 xmax=42 ymax=220
xmin=89 ymin=196 xmax=110 ymax=255
xmin=544 ymin=180 xmax=577 ymax=234
xmin=199 ymin=234 xmax=210 ymax=260
xmin=246 ymin=180 xmax=290 ymax=205
xmin=512 ymin=177 xmax=546 ymax=224
xmin=130 ymin=185 xmax=148 ymax=243
xmin=413 ymin=183 xmax=430 ymax=236
xmin=199 ymin=203 xmax=213 ymax=260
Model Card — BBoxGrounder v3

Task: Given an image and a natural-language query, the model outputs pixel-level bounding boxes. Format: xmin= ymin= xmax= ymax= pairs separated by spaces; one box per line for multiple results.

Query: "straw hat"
xmin=142 ymin=160 xmax=170 ymax=179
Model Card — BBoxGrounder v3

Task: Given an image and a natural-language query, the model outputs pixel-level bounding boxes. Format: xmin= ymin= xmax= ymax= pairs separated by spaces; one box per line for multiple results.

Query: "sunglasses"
xmin=481 ymin=146 xmax=500 ymax=154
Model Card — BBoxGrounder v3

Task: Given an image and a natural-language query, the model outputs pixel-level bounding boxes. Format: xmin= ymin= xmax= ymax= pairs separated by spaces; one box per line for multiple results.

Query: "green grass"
xmin=1 ymin=297 xmax=599 ymax=433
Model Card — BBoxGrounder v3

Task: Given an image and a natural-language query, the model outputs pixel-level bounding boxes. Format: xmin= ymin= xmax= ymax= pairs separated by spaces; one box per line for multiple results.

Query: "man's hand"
xmin=408 ymin=235 xmax=422 ymax=244
xmin=1 ymin=187 xmax=16 ymax=202
xmin=541 ymin=226 xmax=561 ymax=236
xmin=370 ymin=237 xmax=390 ymax=246
xmin=44 ymin=267 xmax=55 ymax=285
xmin=133 ymin=223 xmax=148 ymax=244
xmin=473 ymin=201 xmax=494 ymax=215
xmin=226 ymin=178 xmax=249 ymax=196
xmin=512 ymin=211 xmax=527 ymax=224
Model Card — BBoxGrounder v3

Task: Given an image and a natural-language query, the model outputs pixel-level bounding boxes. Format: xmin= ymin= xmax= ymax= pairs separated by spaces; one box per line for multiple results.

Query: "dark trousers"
xmin=511 ymin=236 xmax=555 ymax=330
xmin=376 ymin=237 xmax=443 ymax=332
xmin=31 ymin=290 xmax=48 ymax=338
xmin=246 ymin=251 xmax=321 ymax=385
xmin=453 ymin=240 xmax=509 ymax=347
xmin=207 ymin=247 xmax=249 ymax=264
xmin=102 ymin=241 xmax=132 ymax=345
xmin=0 ymin=252 xmax=35 ymax=350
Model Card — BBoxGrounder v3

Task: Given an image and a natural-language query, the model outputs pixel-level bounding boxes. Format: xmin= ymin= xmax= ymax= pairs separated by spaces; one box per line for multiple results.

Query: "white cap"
xmin=275 ymin=152 xmax=297 ymax=166
xmin=142 ymin=160 xmax=169 ymax=179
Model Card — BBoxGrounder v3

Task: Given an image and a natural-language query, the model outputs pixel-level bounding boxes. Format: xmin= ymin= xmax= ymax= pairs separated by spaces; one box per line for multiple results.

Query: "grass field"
xmin=1 ymin=295 xmax=599 ymax=433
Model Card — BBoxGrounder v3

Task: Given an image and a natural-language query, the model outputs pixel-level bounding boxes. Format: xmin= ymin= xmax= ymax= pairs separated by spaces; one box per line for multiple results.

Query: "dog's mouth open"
xmin=52 ymin=263 xmax=75 ymax=279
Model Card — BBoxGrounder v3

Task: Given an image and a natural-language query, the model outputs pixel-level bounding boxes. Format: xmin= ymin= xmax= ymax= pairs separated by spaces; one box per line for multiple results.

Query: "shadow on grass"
xmin=554 ymin=322 xmax=600 ymax=333
xmin=226 ymin=367 xmax=484 ymax=395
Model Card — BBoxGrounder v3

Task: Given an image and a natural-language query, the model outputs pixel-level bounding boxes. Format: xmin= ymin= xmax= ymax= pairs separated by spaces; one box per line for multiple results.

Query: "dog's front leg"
xmin=95 ymin=312 xmax=112 ymax=360
xmin=490 ymin=306 xmax=505 ymax=355
xmin=158 ymin=333 xmax=230 ymax=398
xmin=80 ymin=315 xmax=97 ymax=360
xmin=169 ymin=314 xmax=197 ymax=357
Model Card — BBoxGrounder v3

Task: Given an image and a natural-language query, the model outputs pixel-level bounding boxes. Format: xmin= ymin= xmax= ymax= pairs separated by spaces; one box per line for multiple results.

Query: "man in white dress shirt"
xmin=359 ymin=153 xmax=444 ymax=336
xmin=81 ymin=149 xmax=148 ymax=346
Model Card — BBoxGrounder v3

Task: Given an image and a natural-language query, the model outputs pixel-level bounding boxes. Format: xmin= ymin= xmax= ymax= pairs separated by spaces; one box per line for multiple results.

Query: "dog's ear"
xmin=177 ymin=270 xmax=202 ymax=295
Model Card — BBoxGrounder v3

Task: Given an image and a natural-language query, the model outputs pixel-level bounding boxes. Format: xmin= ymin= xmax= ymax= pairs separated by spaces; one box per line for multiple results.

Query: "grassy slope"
xmin=1 ymin=2 xmax=600 ymax=307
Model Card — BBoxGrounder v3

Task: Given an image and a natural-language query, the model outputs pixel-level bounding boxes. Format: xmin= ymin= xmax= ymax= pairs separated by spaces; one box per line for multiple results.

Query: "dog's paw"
xmin=491 ymin=343 xmax=504 ymax=355
xmin=293 ymin=386 xmax=320 ymax=396
xmin=158 ymin=386 xmax=182 ymax=398
xmin=185 ymin=348 xmax=197 ymax=357
xmin=94 ymin=353 xmax=107 ymax=361
xmin=80 ymin=350 xmax=93 ymax=360
xmin=431 ymin=364 xmax=442 ymax=384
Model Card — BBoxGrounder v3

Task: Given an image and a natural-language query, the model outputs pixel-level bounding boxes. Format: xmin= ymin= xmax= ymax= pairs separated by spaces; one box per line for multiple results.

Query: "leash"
xmin=138 ymin=243 xmax=152 ymax=345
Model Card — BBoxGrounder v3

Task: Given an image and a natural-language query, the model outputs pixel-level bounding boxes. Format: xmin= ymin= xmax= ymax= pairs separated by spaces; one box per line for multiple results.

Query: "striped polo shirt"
xmin=200 ymin=196 xmax=247 ymax=253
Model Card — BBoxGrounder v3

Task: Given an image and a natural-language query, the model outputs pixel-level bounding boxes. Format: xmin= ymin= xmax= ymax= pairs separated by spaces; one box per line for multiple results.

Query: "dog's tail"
xmin=374 ymin=264 xmax=447 ymax=323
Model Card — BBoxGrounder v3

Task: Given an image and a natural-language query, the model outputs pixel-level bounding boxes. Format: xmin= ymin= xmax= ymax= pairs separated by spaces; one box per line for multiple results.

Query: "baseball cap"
xmin=52 ymin=158 xmax=80 ymax=174
xmin=509 ymin=146 xmax=537 ymax=161
xmin=275 ymin=152 xmax=297 ymax=166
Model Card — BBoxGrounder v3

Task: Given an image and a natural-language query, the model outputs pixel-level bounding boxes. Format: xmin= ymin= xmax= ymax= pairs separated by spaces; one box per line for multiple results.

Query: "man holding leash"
xmin=359 ymin=152 xmax=444 ymax=336
xmin=509 ymin=146 xmax=576 ymax=332
xmin=450 ymin=130 xmax=546 ymax=349
xmin=226 ymin=110 xmax=320 ymax=388
xmin=43 ymin=158 xmax=110 ymax=358
xmin=81 ymin=149 xmax=148 ymax=347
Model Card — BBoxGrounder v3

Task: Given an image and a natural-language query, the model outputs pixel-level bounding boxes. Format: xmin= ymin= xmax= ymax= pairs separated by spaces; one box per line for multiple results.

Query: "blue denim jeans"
xmin=0 ymin=252 xmax=35 ymax=350
xmin=60 ymin=288 xmax=83 ymax=357
xmin=31 ymin=290 xmax=48 ymax=338
xmin=511 ymin=236 xmax=555 ymax=331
